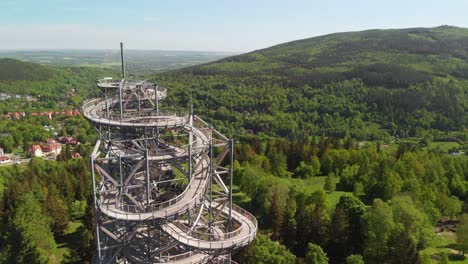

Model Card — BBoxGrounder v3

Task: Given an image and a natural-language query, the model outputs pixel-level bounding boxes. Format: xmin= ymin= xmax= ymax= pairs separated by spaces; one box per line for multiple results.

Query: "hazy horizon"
xmin=1 ymin=0 xmax=468 ymax=52
xmin=0 ymin=48 xmax=239 ymax=53
xmin=1 ymin=24 xmax=466 ymax=54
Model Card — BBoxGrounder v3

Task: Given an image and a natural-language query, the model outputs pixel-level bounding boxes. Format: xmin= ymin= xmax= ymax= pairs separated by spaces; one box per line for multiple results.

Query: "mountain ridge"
xmin=0 ymin=58 xmax=57 ymax=81
xmin=178 ymin=25 xmax=468 ymax=88
xmin=156 ymin=26 xmax=467 ymax=139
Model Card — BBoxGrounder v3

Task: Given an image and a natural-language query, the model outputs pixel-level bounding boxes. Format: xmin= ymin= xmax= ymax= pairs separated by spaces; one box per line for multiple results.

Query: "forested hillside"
xmin=0 ymin=158 xmax=94 ymax=263
xmin=0 ymin=60 xmax=103 ymax=263
xmin=0 ymin=26 xmax=467 ymax=264
xmin=0 ymin=59 xmax=57 ymax=81
xmin=231 ymin=136 xmax=468 ymax=263
xmin=156 ymin=26 xmax=468 ymax=141
xmin=150 ymin=26 xmax=468 ymax=263
xmin=0 ymin=58 xmax=118 ymax=111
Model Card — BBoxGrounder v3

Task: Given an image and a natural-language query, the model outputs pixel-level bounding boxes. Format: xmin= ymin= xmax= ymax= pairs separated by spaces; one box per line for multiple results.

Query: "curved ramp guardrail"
xmin=85 ymin=79 xmax=257 ymax=263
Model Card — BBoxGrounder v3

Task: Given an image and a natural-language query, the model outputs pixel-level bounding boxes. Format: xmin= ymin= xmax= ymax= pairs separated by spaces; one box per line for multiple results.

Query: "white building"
xmin=29 ymin=145 xmax=43 ymax=157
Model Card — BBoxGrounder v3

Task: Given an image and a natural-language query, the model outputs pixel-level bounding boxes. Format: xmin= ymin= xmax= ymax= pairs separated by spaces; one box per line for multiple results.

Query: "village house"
xmin=29 ymin=145 xmax=43 ymax=157
xmin=0 ymin=156 xmax=10 ymax=164
xmin=57 ymin=136 xmax=79 ymax=145
xmin=1 ymin=112 xmax=26 ymax=119
xmin=2 ymin=109 xmax=81 ymax=119
xmin=42 ymin=139 xmax=62 ymax=156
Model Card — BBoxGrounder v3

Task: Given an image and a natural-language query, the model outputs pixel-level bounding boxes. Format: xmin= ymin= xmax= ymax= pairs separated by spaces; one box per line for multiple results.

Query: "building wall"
xmin=34 ymin=149 xmax=43 ymax=157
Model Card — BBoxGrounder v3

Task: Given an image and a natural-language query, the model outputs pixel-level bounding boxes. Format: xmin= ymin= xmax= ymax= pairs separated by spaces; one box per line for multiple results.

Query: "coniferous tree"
xmin=305 ymin=243 xmax=329 ymax=264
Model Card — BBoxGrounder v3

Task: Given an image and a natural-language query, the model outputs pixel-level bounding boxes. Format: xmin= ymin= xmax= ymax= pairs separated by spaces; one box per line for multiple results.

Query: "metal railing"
xmin=161 ymin=203 xmax=257 ymax=250
xmin=88 ymin=90 xmax=257 ymax=261
xmin=99 ymin=157 xmax=208 ymax=216
xmin=83 ymin=98 xmax=188 ymax=129
xmin=159 ymin=251 xmax=208 ymax=263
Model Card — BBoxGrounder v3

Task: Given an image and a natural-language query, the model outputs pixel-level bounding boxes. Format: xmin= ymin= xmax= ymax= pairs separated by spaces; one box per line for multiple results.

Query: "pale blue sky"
xmin=1 ymin=0 xmax=467 ymax=52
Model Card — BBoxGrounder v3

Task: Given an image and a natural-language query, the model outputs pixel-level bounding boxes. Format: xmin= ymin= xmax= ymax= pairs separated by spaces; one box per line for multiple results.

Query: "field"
xmin=428 ymin=142 xmax=462 ymax=153
xmin=233 ymin=175 xmax=353 ymax=212
xmin=421 ymin=230 xmax=468 ymax=263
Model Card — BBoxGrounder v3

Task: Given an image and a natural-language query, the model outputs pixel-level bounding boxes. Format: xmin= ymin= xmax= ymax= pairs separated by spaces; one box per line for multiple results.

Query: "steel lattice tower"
xmin=82 ymin=46 xmax=257 ymax=264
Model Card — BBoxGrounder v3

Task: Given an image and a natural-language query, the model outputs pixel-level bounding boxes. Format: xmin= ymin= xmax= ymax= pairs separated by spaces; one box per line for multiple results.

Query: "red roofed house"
xmin=42 ymin=139 xmax=62 ymax=156
xmin=57 ymin=136 xmax=79 ymax=145
xmin=0 ymin=156 xmax=10 ymax=164
xmin=13 ymin=112 xmax=25 ymax=119
xmin=46 ymin=138 xmax=57 ymax=144
xmin=29 ymin=145 xmax=43 ymax=157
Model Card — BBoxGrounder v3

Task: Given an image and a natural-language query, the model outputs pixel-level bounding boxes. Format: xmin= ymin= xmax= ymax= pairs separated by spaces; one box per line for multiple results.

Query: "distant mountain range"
xmin=0 ymin=49 xmax=237 ymax=75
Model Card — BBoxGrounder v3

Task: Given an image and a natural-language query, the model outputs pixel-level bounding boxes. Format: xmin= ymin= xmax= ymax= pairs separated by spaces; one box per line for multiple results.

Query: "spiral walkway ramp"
xmin=83 ymin=78 xmax=257 ymax=264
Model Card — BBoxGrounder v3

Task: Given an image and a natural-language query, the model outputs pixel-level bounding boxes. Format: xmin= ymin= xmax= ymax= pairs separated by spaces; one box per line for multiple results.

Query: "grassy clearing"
xmin=287 ymin=176 xmax=353 ymax=209
xmin=420 ymin=230 xmax=468 ymax=263
xmin=376 ymin=139 xmax=463 ymax=155
xmin=380 ymin=142 xmax=399 ymax=153
xmin=428 ymin=142 xmax=461 ymax=153
xmin=12 ymin=147 xmax=25 ymax=155
xmin=232 ymin=184 xmax=251 ymax=207
xmin=234 ymin=175 xmax=353 ymax=211
xmin=55 ymin=221 xmax=83 ymax=263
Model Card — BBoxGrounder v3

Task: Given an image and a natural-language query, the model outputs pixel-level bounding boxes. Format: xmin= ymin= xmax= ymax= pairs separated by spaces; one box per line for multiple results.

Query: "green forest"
xmin=0 ymin=58 xmax=119 ymax=112
xmin=155 ymin=26 xmax=467 ymax=143
xmin=231 ymin=136 xmax=468 ymax=263
xmin=0 ymin=26 xmax=468 ymax=263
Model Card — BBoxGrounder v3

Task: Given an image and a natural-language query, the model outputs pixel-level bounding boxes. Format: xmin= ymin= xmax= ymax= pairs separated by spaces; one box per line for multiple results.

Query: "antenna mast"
xmin=120 ymin=42 xmax=125 ymax=79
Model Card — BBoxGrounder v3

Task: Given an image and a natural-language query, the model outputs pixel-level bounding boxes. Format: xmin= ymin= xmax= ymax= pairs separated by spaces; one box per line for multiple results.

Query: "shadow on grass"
xmin=443 ymin=243 xmax=467 ymax=261
xmin=448 ymin=253 xmax=466 ymax=261
xmin=50 ymin=221 xmax=85 ymax=264
xmin=56 ymin=221 xmax=83 ymax=249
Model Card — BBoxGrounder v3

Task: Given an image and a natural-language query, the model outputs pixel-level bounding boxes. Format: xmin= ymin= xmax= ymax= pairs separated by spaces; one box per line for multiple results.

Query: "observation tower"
xmin=82 ymin=43 xmax=257 ymax=263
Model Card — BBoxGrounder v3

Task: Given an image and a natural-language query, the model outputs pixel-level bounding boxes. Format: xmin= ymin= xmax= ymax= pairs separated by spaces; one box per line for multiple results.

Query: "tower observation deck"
xmin=83 ymin=77 xmax=257 ymax=263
